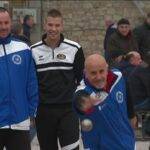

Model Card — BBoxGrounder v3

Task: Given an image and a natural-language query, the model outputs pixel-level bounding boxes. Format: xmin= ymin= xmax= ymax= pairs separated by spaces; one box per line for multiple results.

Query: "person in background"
xmin=103 ymin=16 xmax=117 ymax=60
xmin=23 ymin=15 xmax=34 ymax=41
xmin=0 ymin=7 xmax=39 ymax=150
xmin=115 ymin=51 xmax=143 ymax=79
xmin=11 ymin=22 xmax=31 ymax=46
xmin=107 ymin=18 xmax=138 ymax=64
xmin=73 ymin=54 xmax=135 ymax=150
xmin=31 ymin=9 xmax=85 ymax=150
xmin=133 ymin=13 xmax=150 ymax=59
xmin=128 ymin=51 xmax=150 ymax=111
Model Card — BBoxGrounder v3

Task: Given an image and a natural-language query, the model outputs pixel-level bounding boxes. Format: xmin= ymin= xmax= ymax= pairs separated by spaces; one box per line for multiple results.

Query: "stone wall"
xmin=10 ymin=0 xmax=150 ymax=56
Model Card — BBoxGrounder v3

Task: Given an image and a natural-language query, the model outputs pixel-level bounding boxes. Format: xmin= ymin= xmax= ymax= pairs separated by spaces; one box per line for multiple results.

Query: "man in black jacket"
xmin=107 ymin=18 xmax=138 ymax=65
xmin=128 ymin=52 xmax=150 ymax=110
xmin=31 ymin=9 xmax=85 ymax=150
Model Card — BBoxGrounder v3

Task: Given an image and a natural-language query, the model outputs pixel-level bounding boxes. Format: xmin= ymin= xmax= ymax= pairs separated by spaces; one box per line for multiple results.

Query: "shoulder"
xmin=63 ymin=38 xmax=81 ymax=49
xmin=11 ymin=39 xmax=30 ymax=50
xmin=31 ymin=41 xmax=43 ymax=49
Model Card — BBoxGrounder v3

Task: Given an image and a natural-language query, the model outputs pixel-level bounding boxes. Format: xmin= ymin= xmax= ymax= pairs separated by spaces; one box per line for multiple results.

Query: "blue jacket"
xmin=74 ymin=70 xmax=135 ymax=150
xmin=0 ymin=35 xmax=39 ymax=130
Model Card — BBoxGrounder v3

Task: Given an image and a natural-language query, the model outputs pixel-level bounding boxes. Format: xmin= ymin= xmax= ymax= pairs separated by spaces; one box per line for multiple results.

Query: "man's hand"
xmin=30 ymin=117 xmax=36 ymax=128
xmin=130 ymin=116 xmax=137 ymax=129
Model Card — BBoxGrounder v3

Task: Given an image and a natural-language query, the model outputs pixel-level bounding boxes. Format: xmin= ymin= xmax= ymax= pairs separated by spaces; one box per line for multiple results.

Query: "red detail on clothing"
xmin=84 ymin=107 xmax=94 ymax=115
xmin=103 ymin=71 xmax=117 ymax=93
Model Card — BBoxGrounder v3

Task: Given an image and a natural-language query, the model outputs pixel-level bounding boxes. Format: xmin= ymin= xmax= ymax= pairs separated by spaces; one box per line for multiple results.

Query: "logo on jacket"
xmin=116 ymin=91 xmax=123 ymax=103
xmin=38 ymin=55 xmax=44 ymax=61
xmin=81 ymin=119 xmax=93 ymax=132
xmin=57 ymin=53 xmax=66 ymax=60
xmin=12 ymin=54 xmax=22 ymax=65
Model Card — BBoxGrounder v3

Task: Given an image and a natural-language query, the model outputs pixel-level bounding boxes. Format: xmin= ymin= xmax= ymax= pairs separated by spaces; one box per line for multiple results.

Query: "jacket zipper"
xmin=52 ymin=48 xmax=55 ymax=59
xmin=2 ymin=44 xmax=11 ymax=128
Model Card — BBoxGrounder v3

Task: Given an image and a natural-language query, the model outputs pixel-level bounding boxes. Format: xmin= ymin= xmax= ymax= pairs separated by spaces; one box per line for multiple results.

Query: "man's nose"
xmin=96 ymin=73 xmax=102 ymax=80
xmin=51 ymin=26 xmax=56 ymax=31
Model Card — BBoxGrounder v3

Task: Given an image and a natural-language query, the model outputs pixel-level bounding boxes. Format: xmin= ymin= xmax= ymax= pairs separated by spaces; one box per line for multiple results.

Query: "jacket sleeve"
xmin=73 ymin=47 xmax=85 ymax=85
xmin=27 ymin=50 xmax=39 ymax=117
xmin=126 ymin=82 xmax=135 ymax=119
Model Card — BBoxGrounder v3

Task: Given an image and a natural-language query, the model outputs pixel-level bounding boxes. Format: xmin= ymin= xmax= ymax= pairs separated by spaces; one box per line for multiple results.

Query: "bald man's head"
xmin=85 ymin=54 xmax=107 ymax=70
xmin=84 ymin=54 xmax=108 ymax=89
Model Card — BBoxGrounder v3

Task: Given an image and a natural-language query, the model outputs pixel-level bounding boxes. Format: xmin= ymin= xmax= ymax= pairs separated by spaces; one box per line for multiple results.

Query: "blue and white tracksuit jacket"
xmin=74 ymin=70 xmax=135 ymax=150
xmin=0 ymin=35 xmax=39 ymax=130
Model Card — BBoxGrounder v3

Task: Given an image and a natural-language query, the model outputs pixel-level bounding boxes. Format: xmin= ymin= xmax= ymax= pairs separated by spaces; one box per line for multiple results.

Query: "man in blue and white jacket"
xmin=0 ymin=7 xmax=39 ymax=150
xmin=74 ymin=54 xmax=135 ymax=150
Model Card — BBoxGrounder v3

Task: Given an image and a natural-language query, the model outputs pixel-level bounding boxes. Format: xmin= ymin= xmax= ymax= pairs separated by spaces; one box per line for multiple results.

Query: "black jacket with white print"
xmin=31 ymin=34 xmax=85 ymax=104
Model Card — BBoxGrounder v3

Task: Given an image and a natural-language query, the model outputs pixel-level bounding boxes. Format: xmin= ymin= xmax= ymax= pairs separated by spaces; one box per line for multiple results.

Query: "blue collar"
xmin=0 ymin=34 xmax=11 ymax=45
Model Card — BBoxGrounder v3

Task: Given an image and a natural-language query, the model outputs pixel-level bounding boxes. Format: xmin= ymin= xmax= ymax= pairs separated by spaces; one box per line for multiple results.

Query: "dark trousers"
xmin=0 ymin=129 xmax=31 ymax=150
xmin=36 ymin=103 xmax=79 ymax=150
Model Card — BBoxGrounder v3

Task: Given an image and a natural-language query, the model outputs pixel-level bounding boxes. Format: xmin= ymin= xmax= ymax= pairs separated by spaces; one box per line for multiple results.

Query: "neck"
xmin=44 ymin=36 xmax=60 ymax=49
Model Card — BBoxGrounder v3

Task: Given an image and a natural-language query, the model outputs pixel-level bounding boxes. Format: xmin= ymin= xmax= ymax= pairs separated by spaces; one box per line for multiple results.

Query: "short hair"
xmin=117 ymin=18 xmax=130 ymax=26
xmin=47 ymin=9 xmax=62 ymax=18
xmin=11 ymin=23 xmax=22 ymax=35
xmin=0 ymin=7 xmax=9 ymax=13
xmin=75 ymin=90 xmax=90 ymax=112
xmin=23 ymin=15 xmax=33 ymax=24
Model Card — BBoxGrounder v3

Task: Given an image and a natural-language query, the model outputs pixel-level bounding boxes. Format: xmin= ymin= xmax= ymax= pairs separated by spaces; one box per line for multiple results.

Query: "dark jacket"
xmin=31 ymin=34 xmax=85 ymax=104
xmin=23 ymin=23 xmax=31 ymax=40
xmin=128 ymin=65 xmax=150 ymax=106
xmin=107 ymin=30 xmax=138 ymax=61
xmin=104 ymin=23 xmax=117 ymax=60
xmin=133 ymin=22 xmax=150 ymax=58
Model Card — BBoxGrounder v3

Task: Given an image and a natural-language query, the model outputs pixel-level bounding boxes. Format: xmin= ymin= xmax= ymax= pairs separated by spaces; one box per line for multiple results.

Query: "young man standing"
xmin=0 ymin=7 xmax=39 ymax=150
xmin=31 ymin=9 xmax=85 ymax=150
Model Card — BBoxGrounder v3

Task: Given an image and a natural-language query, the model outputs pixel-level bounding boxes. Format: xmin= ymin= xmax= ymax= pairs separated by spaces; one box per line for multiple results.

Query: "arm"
xmin=27 ymin=50 xmax=39 ymax=117
xmin=73 ymin=47 xmax=85 ymax=85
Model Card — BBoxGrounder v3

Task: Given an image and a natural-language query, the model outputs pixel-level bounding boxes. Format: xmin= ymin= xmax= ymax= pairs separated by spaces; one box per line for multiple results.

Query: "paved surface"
xmin=31 ymin=134 xmax=150 ymax=150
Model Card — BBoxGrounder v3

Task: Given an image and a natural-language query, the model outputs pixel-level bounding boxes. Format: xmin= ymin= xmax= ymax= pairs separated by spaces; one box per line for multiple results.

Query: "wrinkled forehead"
xmin=85 ymin=61 xmax=108 ymax=72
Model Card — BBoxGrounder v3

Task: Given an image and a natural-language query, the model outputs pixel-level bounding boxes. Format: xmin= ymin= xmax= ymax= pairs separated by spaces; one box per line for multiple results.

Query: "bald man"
xmin=73 ymin=54 xmax=135 ymax=150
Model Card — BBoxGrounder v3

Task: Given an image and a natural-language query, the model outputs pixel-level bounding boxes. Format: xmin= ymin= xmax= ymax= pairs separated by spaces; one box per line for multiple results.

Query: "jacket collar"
xmin=0 ymin=34 xmax=11 ymax=45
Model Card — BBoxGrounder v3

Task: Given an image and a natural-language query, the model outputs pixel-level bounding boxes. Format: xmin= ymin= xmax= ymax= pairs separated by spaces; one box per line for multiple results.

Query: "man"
xmin=73 ymin=54 xmax=135 ymax=149
xmin=103 ymin=16 xmax=117 ymax=60
xmin=23 ymin=15 xmax=34 ymax=40
xmin=11 ymin=22 xmax=31 ymax=46
xmin=31 ymin=9 xmax=85 ymax=150
xmin=107 ymin=18 xmax=138 ymax=64
xmin=128 ymin=51 xmax=150 ymax=111
xmin=0 ymin=7 xmax=39 ymax=150
xmin=128 ymin=52 xmax=150 ymax=136
xmin=126 ymin=51 xmax=142 ymax=66
xmin=133 ymin=13 xmax=150 ymax=59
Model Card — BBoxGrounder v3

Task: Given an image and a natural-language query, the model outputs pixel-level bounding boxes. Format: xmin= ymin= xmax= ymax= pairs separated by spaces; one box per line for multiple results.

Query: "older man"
xmin=0 ymin=7 xmax=39 ymax=150
xmin=73 ymin=54 xmax=135 ymax=150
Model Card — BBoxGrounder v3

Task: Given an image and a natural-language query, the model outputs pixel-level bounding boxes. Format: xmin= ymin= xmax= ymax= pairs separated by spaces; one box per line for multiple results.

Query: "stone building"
xmin=1 ymin=0 xmax=150 ymax=55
